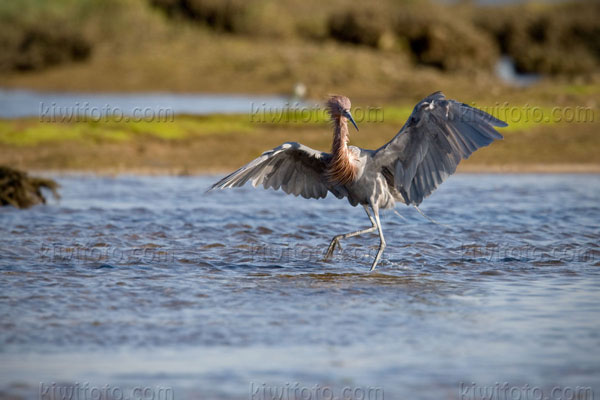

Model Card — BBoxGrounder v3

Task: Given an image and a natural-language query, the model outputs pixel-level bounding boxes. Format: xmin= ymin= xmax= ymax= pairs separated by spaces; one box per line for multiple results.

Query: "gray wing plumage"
xmin=209 ymin=142 xmax=344 ymax=199
xmin=373 ymin=91 xmax=507 ymax=206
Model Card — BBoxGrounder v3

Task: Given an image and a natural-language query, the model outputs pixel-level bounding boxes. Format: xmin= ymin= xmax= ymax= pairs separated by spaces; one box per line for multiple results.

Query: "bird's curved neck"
xmin=332 ymin=118 xmax=350 ymax=154
xmin=327 ymin=117 xmax=357 ymax=184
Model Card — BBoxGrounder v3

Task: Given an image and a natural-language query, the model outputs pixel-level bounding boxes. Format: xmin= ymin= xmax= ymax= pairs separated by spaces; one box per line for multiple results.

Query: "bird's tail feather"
xmin=394 ymin=207 xmax=452 ymax=229
xmin=392 ymin=209 xmax=408 ymax=221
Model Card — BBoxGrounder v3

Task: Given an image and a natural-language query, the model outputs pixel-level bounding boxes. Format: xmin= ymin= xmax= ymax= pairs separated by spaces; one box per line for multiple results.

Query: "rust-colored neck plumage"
xmin=326 ymin=116 xmax=357 ymax=185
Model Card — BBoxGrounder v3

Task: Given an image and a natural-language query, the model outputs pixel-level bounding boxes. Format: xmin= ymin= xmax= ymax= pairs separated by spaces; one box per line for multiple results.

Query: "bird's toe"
xmin=325 ymin=237 xmax=342 ymax=259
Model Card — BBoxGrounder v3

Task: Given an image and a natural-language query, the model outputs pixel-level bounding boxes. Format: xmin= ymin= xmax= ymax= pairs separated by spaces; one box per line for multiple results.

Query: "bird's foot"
xmin=369 ymin=241 xmax=386 ymax=271
xmin=325 ymin=236 xmax=343 ymax=259
xmin=370 ymin=260 xmax=379 ymax=271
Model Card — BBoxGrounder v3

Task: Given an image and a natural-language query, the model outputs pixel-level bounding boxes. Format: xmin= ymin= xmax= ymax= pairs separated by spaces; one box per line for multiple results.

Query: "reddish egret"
xmin=209 ymin=92 xmax=506 ymax=270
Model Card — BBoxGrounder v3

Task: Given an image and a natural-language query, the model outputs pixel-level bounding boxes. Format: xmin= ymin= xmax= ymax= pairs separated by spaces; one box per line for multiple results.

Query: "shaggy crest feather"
xmin=325 ymin=95 xmax=358 ymax=185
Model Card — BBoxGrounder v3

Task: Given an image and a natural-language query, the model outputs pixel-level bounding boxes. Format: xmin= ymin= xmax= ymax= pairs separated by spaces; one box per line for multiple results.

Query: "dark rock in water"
xmin=0 ymin=166 xmax=60 ymax=209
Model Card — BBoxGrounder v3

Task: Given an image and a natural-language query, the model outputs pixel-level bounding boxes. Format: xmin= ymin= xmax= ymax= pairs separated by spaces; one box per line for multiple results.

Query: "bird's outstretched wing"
xmin=209 ymin=142 xmax=344 ymax=199
xmin=373 ymin=92 xmax=507 ymax=206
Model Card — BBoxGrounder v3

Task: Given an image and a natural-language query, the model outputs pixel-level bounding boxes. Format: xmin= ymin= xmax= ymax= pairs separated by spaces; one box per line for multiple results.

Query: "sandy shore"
xmin=23 ymin=164 xmax=600 ymax=178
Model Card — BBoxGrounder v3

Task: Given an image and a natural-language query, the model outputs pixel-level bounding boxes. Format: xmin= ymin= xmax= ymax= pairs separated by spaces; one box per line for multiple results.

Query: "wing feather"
xmin=209 ymin=142 xmax=342 ymax=200
xmin=374 ymin=91 xmax=506 ymax=206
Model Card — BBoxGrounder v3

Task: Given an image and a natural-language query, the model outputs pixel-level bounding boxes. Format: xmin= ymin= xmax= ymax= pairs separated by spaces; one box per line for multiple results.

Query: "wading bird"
xmin=209 ymin=92 xmax=506 ymax=270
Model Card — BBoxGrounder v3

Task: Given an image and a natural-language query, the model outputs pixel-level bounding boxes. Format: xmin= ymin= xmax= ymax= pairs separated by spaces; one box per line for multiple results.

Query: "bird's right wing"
xmin=373 ymin=92 xmax=507 ymax=206
xmin=209 ymin=142 xmax=345 ymax=199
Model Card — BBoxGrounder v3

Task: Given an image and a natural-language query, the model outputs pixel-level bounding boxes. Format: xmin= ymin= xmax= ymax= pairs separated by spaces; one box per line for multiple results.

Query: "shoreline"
xmin=26 ymin=164 xmax=600 ymax=177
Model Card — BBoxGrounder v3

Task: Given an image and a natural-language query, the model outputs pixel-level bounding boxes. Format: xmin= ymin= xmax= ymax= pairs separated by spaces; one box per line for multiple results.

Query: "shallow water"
xmin=0 ymin=89 xmax=299 ymax=119
xmin=1 ymin=174 xmax=599 ymax=400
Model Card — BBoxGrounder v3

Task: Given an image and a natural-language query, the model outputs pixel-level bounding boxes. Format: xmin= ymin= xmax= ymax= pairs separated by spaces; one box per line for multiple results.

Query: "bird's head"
xmin=326 ymin=95 xmax=359 ymax=131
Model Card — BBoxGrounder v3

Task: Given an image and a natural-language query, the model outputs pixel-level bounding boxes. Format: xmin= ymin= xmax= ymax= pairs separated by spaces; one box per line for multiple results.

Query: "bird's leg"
xmin=325 ymin=205 xmax=377 ymax=259
xmin=370 ymin=207 xmax=386 ymax=271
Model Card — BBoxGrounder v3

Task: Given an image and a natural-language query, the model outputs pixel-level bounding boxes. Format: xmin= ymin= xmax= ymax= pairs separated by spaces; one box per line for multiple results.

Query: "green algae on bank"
xmin=0 ymin=103 xmax=598 ymax=173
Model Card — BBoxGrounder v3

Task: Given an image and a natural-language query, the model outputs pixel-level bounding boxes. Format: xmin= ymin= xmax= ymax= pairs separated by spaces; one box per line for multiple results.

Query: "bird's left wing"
xmin=209 ymin=142 xmax=344 ymax=199
xmin=373 ymin=92 xmax=507 ymax=206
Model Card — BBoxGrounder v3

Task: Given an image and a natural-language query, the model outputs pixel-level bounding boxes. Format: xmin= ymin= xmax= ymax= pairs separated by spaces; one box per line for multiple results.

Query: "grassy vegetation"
xmin=0 ymin=0 xmax=599 ymax=100
xmin=0 ymin=0 xmax=598 ymax=174
xmin=148 ymin=0 xmax=600 ymax=75
xmin=1 ymin=103 xmax=598 ymax=173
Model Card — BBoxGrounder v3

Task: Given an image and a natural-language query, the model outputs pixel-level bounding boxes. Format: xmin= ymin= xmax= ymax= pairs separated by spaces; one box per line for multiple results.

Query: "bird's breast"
xmin=326 ymin=146 xmax=360 ymax=185
xmin=345 ymin=168 xmax=396 ymax=210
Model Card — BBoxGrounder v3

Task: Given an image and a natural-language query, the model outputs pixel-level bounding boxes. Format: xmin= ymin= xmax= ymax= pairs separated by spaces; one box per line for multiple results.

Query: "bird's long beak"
xmin=343 ymin=110 xmax=359 ymax=131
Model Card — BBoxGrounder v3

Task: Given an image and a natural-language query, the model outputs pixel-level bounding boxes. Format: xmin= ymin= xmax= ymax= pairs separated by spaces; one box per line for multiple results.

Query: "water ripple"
xmin=0 ymin=174 xmax=599 ymax=399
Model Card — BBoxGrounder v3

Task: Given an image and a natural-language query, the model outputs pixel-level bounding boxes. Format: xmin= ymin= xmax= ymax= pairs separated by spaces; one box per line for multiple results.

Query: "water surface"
xmin=0 ymin=89 xmax=298 ymax=119
xmin=1 ymin=174 xmax=599 ymax=399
